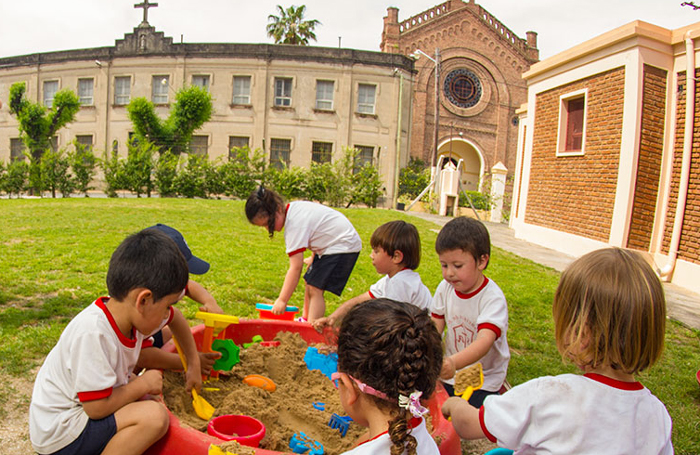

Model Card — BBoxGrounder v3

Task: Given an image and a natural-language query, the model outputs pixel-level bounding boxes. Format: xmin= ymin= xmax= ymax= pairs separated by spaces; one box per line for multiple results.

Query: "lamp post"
xmin=410 ymin=48 xmax=440 ymax=168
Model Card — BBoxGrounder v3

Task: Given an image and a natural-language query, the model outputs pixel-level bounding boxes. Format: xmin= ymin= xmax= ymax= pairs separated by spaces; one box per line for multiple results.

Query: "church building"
xmin=381 ymin=0 xmax=538 ymax=193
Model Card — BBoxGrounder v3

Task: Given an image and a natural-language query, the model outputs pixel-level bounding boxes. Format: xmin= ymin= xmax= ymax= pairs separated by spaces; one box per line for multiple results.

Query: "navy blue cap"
xmin=148 ymin=223 xmax=210 ymax=275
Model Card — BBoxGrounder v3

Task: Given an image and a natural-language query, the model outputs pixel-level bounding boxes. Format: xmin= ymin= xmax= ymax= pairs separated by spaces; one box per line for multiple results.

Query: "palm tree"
xmin=266 ymin=5 xmax=321 ymax=45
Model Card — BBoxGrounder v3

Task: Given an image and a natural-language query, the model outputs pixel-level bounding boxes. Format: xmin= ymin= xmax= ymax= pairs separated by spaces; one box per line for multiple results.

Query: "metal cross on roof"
xmin=134 ymin=0 xmax=159 ymax=25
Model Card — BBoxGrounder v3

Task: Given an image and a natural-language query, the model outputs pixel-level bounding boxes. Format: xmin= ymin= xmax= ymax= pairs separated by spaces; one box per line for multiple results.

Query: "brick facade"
xmin=525 ymin=68 xmax=625 ymax=241
xmin=626 ymin=65 xmax=667 ymax=250
xmin=381 ymin=0 xmax=537 ymax=188
xmin=662 ymin=69 xmax=700 ymax=264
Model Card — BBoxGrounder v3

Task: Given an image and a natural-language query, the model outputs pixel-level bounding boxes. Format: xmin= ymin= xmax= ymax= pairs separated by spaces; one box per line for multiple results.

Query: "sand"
xmin=162 ymin=332 xmax=365 ymax=455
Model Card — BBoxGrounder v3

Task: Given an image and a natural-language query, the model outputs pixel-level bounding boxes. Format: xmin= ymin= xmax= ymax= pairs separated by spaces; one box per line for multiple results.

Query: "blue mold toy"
xmin=289 ymin=432 xmax=324 ymax=455
xmin=303 ymin=347 xmax=338 ymax=381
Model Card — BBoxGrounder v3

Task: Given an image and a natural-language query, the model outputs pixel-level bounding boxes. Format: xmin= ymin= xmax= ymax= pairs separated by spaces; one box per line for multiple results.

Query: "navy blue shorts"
xmin=303 ymin=252 xmax=359 ymax=296
xmin=53 ymin=414 xmax=117 ymax=455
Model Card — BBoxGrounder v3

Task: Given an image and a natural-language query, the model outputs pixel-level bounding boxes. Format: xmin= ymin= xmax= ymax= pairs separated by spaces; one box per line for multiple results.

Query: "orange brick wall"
xmin=662 ymin=69 xmax=700 ymax=264
xmin=626 ymin=65 xmax=666 ymax=250
xmin=525 ymin=68 xmax=625 ymax=241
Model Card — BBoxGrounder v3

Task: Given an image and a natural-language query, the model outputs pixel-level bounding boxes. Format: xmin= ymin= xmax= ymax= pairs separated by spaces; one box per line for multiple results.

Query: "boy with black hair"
xmin=29 ymin=229 xmax=202 ymax=455
xmin=431 ymin=216 xmax=510 ymax=408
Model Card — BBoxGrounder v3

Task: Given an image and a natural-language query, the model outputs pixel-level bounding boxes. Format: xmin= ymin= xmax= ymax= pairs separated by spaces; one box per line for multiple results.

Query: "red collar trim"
xmin=354 ymin=417 xmax=423 ymax=447
xmin=285 ymin=203 xmax=290 ymax=216
xmin=95 ymin=297 xmax=137 ymax=348
xmin=454 ymin=277 xmax=489 ymax=299
xmin=583 ymin=373 xmax=643 ymax=390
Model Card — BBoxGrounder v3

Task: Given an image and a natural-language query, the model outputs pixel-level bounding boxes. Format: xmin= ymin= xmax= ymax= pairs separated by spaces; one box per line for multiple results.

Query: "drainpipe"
xmin=659 ymin=31 xmax=695 ymax=278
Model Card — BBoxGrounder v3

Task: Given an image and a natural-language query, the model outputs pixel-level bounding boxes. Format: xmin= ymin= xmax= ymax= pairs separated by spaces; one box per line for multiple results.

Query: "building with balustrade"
xmin=381 ymin=0 xmax=538 ymax=194
xmin=0 ymin=4 xmax=413 ymax=205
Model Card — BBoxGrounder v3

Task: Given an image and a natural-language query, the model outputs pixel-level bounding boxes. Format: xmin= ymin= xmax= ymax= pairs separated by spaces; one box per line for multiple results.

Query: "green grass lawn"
xmin=1 ymin=198 xmax=699 ymax=453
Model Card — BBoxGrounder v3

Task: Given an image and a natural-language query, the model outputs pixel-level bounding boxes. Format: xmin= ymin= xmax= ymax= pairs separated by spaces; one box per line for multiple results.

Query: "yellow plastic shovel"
xmin=454 ymin=363 xmax=483 ymax=402
xmin=172 ymin=336 xmax=215 ymax=420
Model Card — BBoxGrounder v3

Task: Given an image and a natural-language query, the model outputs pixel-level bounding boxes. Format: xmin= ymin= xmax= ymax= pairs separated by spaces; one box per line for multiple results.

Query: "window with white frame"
xmin=357 ymin=84 xmax=376 ymax=114
xmin=77 ymin=78 xmax=94 ymax=105
xmin=274 ymin=77 xmax=292 ymax=107
xmin=10 ymin=138 xmax=26 ymax=161
xmin=192 ymin=75 xmax=210 ymax=92
xmin=114 ymin=76 xmax=131 ymax=105
xmin=229 ymin=136 xmax=250 ymax=160
xmin=43 ymin=80 xmax=59 ymax=107
xmin=311 ymin=141 xmax=332 ymax=164
xmin=189 ymin=135 xmax=209 ymax=156
xmin=270 ymin=138 xmax=291 ymax=169
xmin=315 ymin=80 xmax=334 ymax=110
xmin=232 ymin=76 xmax=251 ymax=105
xmin=152 ymin=76 xmax=169 ymax=104
xmin=556 ymin=89 xmax=587 ymax=156
xmin=353 ymin=145 xmax=374 ymax=173
xmin=76 ymin=135 xmax=93 ymax=151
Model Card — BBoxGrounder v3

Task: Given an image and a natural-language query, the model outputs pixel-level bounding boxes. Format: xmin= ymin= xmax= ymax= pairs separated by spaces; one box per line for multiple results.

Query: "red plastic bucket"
xmin=208 ymin=414 xmax=266 ymax=447
xmin=255 ymin=303 xmax=299 ymax=321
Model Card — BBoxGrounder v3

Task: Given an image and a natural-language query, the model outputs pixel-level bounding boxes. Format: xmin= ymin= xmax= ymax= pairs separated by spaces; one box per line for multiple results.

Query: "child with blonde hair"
xmin=442 ymin=247 xmax=673 ymax=454
xmin=334 ymin=298 xmax=443 ymax=455
xmin=314 ymin=220 xmax=432 ymax=329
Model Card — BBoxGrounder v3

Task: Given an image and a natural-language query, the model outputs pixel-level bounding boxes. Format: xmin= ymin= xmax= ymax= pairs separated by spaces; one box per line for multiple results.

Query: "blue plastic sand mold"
xmin=328 ymin=413 xmax=353 ymax=437
xmin=312 ymin=401 xmax=325 ymax=411
xmin=289 ymin=432 xmax=324 ymax=455
xmin=303 ymin=347 xmax=338 ymax=381
xmin=255 ymin=303 xmax=300 ymax=312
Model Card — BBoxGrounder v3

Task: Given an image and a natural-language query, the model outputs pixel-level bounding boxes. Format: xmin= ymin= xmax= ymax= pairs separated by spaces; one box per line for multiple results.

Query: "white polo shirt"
xmin=29 ymin=297 xmax=172 ymax=454
xmin=369 ymin=268 xmax=432 ymax=310
xmin=284 ymin=201 xmax=362 ymax=257
xmin=341 ymin=418 xmax=439 ymax=455
xmin=480 ymin=373 xmax=674 ymax=454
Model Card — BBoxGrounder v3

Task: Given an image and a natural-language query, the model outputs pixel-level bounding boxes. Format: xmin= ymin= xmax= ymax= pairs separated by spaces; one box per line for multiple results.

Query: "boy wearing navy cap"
xmin=137 ymin=224 xmax=222 ymax=374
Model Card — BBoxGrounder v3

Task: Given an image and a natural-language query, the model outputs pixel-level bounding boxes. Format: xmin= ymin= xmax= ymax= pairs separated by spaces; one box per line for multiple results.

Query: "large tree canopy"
xmin=9 ymin=82 xmax=80 ymax=159
xmin=266 ymin=4 xmax=321 ymax=45
xmin=127 ymin=85 xmax=212 ymax=155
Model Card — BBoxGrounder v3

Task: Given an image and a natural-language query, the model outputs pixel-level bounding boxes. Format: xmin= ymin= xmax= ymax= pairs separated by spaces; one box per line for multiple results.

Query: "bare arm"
xmin=441 ymin=396 xmax=486 ymax=440
xmin=82 ymin=369 xmax=162 ymax=420
xmin=186 ymin=279 xmax=223 ymax=314
xmin=168 ymin=308 xmax=202 ymax=392
xmin=273 ymin=252 xmax=304 ymax=314
xmin=313 ymin=291 xmax=371 ymax=330
xmin=441 ymin=327 xmax=497 ymax=380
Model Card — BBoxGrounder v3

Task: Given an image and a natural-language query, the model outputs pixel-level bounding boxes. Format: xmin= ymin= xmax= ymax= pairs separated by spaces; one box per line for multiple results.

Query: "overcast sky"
xmin=0 ymin=0 xmax=697 ymax=61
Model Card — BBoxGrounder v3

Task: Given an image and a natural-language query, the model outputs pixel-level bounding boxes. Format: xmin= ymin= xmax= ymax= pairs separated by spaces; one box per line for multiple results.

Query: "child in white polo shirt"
xmin=29 ymin=228 xmax=202 ymax=455
xmin=442 ymin=248 xmax=673 ymax=454
xmin=431 ymin=216 xmax=510 ymax=407
xmin=314 ymin=220 xmax=432 ymax=330
xmin=335 ymin=298 xmax=443 ymax=455
xmin=245 ymin=187 xmax=362 ymax=323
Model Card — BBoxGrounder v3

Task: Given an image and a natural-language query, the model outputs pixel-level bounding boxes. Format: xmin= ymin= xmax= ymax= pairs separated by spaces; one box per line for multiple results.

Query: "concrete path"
xmin=404 ymin=211 xmax=700 ymax=331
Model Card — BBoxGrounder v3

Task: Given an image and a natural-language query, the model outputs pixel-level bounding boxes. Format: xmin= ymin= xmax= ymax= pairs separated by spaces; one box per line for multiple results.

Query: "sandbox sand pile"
xmin=163 ymin=332 xmax=365 ymax=455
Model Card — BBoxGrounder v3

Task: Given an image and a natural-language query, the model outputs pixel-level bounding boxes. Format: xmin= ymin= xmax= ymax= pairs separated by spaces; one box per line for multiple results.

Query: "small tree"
xmin=5 ymin=160 xmax=29 ymax=198
xmin=127 ymin=85 xmax=212 ymax=155
xmin=101 ymin=149 xmax=128 ymax=198
xmin=350 ymin=163 xmax=384 ymax=208
xmin=174 ymin=154 xmax=207 ymax=198
xmin=123 ymin=140 xmax=157 ymax=197
xmin=154 ymin=151 xmax=180 ymax=197
xmin=399 ymin=157 xmax=431 ymax=199
xmin=9 ymin=82 xmax=80 ymax=193
xmin=0 ymin=162 xmax=6 ymax=196
xmin=40 ymin=148 xmax=73 ymax=198
xmin=69 ymin=143 xmax=97 ymax=197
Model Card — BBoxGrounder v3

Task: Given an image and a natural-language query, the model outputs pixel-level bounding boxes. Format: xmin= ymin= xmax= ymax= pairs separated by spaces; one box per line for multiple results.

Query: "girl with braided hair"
xmin=333 ymin=298 xmax=443 ymax=455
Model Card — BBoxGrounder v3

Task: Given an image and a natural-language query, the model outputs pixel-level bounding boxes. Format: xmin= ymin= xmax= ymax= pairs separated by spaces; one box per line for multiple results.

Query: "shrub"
xmin=69 ymin=143 xmax=97 ymax=197
xmin=5 ymin=159 xmax=29 ymax=198
xmin=269 ymin=166 xmax=307 ymax=201
xmin=399 ymin=157 xmax=430 ymax=199
xmin=459 ymin=190 xmax=490 ymax=211
xmin=123 ymin=140 xmax=156 ymax=197
xmin=350 ymin=163 xmax=384 ymax=208
xmin=40 ymin=148 xmax=73 ymax=198
xmin=174 ymin=153 xmax=207 ymax=198
xmin=204 ymin=157 xmax=227 ymax=199
xmin=101 ymin=149 xmax=128 ymax=198
xmin=220 ymin=147 xmax=262 ymax=199
xmin=153 ymin=151 xmax=180 ymax=197
xmin=0 ymin=161 xmax=6 ymax=195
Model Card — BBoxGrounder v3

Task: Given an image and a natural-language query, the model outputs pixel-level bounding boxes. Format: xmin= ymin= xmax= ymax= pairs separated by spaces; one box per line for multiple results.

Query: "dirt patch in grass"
xmin=0 ymin=371 xmax=35 ymax=455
